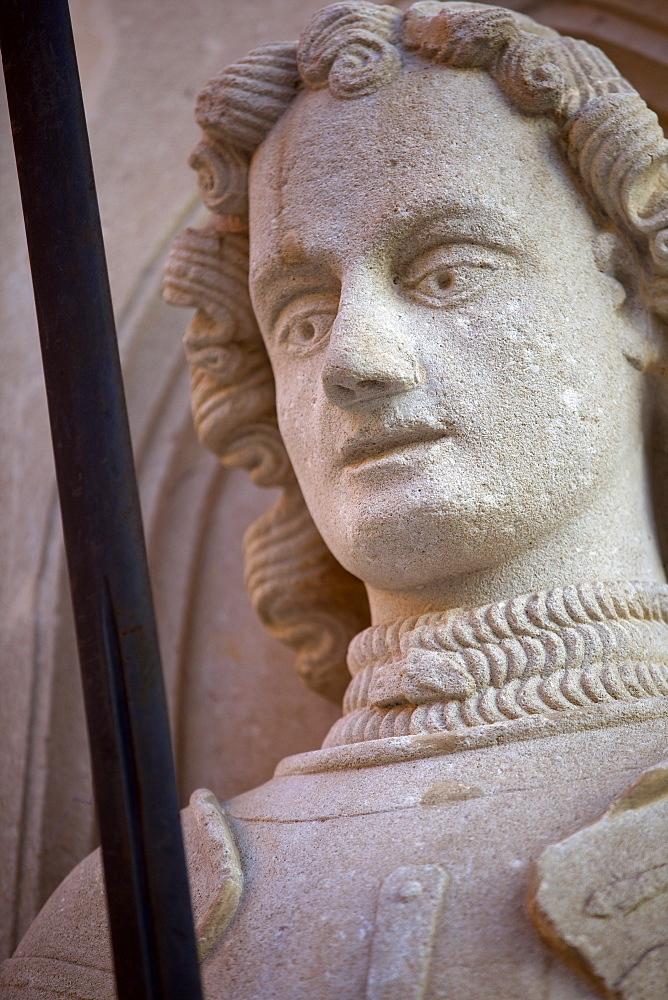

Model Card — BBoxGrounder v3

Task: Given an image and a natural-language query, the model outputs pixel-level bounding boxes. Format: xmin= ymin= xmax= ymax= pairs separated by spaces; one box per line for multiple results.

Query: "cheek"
xmin=445 ymin=287 xmax=628 ymax=475
xmin=488 ymin=276 xmax=616 ymax=392
xmin=273 ymin=358 xmax=323 ymax=478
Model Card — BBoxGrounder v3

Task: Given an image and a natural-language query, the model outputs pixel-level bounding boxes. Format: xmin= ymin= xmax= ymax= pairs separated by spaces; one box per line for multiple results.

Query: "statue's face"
xmin=248 ymin=58 xmax=645 ymax=594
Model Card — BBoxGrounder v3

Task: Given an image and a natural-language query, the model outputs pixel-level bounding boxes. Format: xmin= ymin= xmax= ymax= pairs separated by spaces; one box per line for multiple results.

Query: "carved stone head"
xmin=165 ymin=1 xmax=668 ymax=701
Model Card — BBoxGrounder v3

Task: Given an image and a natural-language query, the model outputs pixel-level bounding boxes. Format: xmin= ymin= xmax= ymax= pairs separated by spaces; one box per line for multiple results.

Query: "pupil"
xmin=437 ymin=271 xmax=453 ymax=290
xmin=302 ymin=321 xmax=315 ymax=340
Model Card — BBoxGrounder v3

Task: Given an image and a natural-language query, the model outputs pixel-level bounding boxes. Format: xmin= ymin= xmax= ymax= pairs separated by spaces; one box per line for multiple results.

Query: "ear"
xmin=592 ymin=230 xmax=631 ymax=309
xmin=592 ymin=229 xmax=665 ymax=373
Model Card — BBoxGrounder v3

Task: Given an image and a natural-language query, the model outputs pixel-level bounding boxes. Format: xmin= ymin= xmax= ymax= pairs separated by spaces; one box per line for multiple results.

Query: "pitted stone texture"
xmin=365 ymin=864 xmax=449 ymax=1000
xmin=0 ymin=0 xmax=343 ymax=959
xmin=5 ymin=1 xmax=668 ymax=997
xmin=8 ymin=720 xmax=668 ymax=998
xmin=0 ymin=790 xmax=242 ymax=1000
xmin=326 ymin=582 xmax=668 ymax=745
xmin=169 ymin=0 xmax=668 ymax=704
xmin=529 ymin=760 xmax=668 ymax=999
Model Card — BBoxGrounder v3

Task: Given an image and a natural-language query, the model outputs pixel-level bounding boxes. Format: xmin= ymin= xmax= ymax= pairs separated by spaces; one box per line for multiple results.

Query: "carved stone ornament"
xmin=328 ymin=581 xmax=668 ymax=745
xmin=529 ymin=759 xmax=668 ymax=999
xmin=5 ymin=1 xmax=668 ymax=997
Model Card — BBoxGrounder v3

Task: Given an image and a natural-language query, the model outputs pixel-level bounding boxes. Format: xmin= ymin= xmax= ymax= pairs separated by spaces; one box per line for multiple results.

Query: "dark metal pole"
xmin=0 ymin=3 xmax=204 ymax=998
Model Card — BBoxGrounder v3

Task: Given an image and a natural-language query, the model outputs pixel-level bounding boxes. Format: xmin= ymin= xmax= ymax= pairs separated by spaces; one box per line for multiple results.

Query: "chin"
xmin=321 ymin=496 xmax=536 ymax=591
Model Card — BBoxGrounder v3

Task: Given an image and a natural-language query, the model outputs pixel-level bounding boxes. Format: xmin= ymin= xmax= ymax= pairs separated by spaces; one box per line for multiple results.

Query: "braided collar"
xmin=324 ymin=581 xmax=668 ymax=748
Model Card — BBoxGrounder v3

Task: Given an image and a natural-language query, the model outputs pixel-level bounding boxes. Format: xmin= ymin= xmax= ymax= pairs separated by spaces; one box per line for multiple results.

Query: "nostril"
xmin=322 ymin=357 xmax=421 ymax=407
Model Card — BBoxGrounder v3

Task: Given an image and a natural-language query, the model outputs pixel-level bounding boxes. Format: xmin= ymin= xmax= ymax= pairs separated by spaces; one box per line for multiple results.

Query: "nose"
xmin=321 ymin=297 xmax=423 ymax=409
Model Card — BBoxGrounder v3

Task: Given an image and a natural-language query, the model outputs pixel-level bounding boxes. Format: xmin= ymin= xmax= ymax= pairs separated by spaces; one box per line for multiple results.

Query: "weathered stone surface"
xmin=7 ymin=720 xmax=668 ymax=999
xmin=158 ymin=2 xmax=668 ymax=993
xmin=529 ymin=760 xmax=668 ymax=999
xmin=4 ymin=1 xmax=668 ymax=996
xmin=0 ymin=0 xmax=340 ymax=958
xmin=0 ymin=789 xmax=242 ymax=1000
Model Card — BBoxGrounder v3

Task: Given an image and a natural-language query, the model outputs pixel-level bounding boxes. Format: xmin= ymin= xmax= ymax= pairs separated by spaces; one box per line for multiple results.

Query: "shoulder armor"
xmin=528 ymin=760 xmax=668 ymax=999
xmin=185 ymin=788 xmax=244 ymax=959
xmin=0 ymin=789 xmax=242 ymax=997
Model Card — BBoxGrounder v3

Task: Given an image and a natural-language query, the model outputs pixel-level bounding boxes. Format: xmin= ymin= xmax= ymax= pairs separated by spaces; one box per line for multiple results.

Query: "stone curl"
xmin=164 ymin=225 xmax=369 ymax=699
xmin=297 ymin=2 xmax=403 ymax=99
xmin=402 ymin=2 xmax=521 ymax=68
xmin=403 ymin=3 xmax=668 ymax=325
xmin=166 ymin=1 xmax=668 ymax=702
xmin=195 ymin=42 xmax=301 ymax=151
xmin=188 ymin=140 xmax=249 ymax=217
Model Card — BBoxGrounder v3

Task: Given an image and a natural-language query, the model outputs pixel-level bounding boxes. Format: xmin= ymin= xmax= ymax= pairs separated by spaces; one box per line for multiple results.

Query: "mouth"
xmin=339 ymin=425 xmax=450 ymax=467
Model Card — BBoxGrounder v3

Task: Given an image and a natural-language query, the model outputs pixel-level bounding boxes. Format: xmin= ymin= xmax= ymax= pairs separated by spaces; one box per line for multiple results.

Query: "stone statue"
xmin=4 ymin=2 xmax=668 ymax=997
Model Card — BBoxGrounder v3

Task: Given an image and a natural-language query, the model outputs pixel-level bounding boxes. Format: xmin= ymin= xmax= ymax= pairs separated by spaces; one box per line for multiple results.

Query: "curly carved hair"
xmin=164 ymin=1 xmax=668 ymax=702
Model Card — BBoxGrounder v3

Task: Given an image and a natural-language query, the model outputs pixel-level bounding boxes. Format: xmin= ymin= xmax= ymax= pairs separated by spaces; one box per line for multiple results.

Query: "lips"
xmin=339 ymin=423 xmax=449 ymax=467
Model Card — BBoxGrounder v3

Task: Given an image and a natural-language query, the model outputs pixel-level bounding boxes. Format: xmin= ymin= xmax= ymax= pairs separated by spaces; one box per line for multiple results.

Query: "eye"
xmin=281 ymin=311 xmax=334 ymax=353
xmin=413 ymin=266 xmax=457 ymax=298
xmin=286 ymin=314 xmax=331 ymax=348
xmin=400 ymin=246 xmax=501 ymax=307
xmin=275 ymin=294 xmax=338 ymax=354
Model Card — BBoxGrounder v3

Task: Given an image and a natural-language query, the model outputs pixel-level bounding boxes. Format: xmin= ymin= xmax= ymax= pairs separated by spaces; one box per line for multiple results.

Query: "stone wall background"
xmin=1 ymin=0 xmax=666 ymax=959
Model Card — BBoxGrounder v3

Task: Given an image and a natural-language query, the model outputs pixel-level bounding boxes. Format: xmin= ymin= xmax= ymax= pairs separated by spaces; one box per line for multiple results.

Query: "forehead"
xmin=248 ymin=57 xmax=590 ymax=276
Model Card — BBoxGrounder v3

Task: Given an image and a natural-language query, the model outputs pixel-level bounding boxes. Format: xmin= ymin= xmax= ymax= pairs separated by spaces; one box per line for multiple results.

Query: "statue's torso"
xmin=201 ymin=714 xmax=666 ymax=1000
xmin=3 ymin=711 xmax=668 ymax=999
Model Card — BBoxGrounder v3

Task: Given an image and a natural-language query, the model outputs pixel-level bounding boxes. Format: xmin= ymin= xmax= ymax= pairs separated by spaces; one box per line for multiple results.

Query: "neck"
xmin=324 ymin=578 xmax=668 ymax=748
xmin=366 ymin=469 xmax=665 ymax=624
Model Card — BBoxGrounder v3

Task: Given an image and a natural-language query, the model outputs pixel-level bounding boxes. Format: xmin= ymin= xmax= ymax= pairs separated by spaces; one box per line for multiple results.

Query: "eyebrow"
xmin=386 ymin=200 xmax=537 ymax=265
xmin=250 ymin=198 xmax=537 ymax=311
